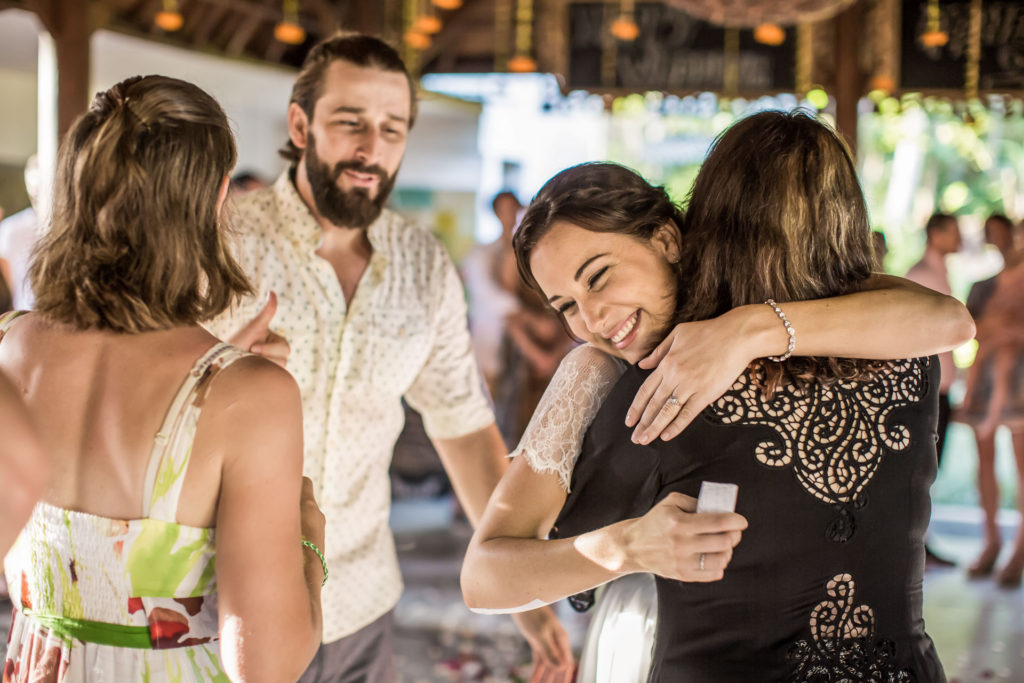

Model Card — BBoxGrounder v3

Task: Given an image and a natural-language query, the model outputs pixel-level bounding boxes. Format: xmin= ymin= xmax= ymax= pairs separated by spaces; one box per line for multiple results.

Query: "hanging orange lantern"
xmin=433 ymin=0 xmax=463 ymax=8
xmin=507 ymin=54 xmax=537 ymax=72
xmin=611 ymin=15 xmax=639 ymax=41
xmin=413 ymin=14 xmax=442 ymax=34
xmin=404 ymin=29 xmax=432 ymax=50
xmin=274 ymin=0 xmax=306 ymax=45
xmin=868 ymin=74 xmax=895 ymax=93
xmin=753 ymin=23 xmax=785 ymax=45
xmin=920 ymin=0 xmax=947 ymax=47
xmin=154 ymin=0 xmax=183 ymax=32
xmin=274 ymin=21 xmax=306 ymax=44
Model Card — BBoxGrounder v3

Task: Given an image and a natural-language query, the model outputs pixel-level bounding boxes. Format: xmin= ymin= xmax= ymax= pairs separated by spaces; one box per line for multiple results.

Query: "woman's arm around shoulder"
xmin=205 ymin=355 xmax=323 ymax=683
xmin=628 ymin=273 xmax=977 ymax=442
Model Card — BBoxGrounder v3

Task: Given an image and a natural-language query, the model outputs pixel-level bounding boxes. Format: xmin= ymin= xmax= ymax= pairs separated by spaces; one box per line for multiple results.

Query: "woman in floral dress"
xmin=1 ymin=75 xmax=325 ymax=682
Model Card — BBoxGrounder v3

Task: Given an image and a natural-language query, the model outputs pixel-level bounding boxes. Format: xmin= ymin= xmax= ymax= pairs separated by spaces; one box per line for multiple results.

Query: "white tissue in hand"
xmin=696 ymin=481 xmax=738 ymax=513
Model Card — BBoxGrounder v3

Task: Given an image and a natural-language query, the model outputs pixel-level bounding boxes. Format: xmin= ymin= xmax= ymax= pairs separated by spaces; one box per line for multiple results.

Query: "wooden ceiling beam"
xmin=192 ymin=1 xmax=232 ymax=44
xmin=225 ymin=11 xmax=262 ymax=55
xmin=420 ymin=0 xmax=486 ymax=69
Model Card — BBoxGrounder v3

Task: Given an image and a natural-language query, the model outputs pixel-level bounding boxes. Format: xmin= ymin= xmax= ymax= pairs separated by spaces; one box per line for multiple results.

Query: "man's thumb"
xmin=231 ymin=291 xmax=277 ymax=349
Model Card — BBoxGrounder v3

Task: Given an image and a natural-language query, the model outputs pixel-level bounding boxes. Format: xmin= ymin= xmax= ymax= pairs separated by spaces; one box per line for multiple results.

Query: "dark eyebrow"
xmin=546 ymin=252 xmax=609 ymax=304
xmin=330 ymin=106 xmax=408 ymax=126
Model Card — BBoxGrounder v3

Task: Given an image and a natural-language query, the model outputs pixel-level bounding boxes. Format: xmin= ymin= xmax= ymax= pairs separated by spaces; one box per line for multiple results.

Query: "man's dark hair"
xmin=491 ymin=190 xmax=522 ymax=214
xmin=924 ymin=213 xmax=956 ymax=238
xmin=279 ymin=33 xmax=418 ymax=164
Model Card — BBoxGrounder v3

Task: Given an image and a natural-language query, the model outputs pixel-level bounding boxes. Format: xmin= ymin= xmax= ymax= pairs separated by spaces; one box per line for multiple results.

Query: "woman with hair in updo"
xmin=462 ymin=112 xmax=972 ymax=680
xmin=1 ymin=75 xmax=325 ymax=682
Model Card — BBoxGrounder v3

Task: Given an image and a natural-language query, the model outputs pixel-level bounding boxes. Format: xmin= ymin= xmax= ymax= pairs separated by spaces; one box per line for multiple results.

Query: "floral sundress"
xmin=2 ymin=311 xmax=249 ymax=682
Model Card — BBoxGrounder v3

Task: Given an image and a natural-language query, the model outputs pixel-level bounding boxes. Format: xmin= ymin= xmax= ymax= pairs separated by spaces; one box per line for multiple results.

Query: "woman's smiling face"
xmin=529 ymin=220 xmax=680 ymax=364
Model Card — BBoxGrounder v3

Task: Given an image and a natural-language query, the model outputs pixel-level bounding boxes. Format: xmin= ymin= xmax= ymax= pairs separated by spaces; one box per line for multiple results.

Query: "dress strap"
xmin=0 ymin=310 xmax=28 ymax=340
xmin=142 ymin=342 xmax=250 ymax=521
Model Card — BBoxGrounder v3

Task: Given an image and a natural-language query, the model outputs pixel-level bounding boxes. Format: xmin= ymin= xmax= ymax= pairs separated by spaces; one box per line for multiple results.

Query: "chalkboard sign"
xmin=900 ymin=0 xmax=1024 ymax=91
xmin=568 ymin=3 xmax=797 ymax=92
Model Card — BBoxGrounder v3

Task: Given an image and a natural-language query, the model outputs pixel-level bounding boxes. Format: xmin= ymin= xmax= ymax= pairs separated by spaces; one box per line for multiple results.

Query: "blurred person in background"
xmin=493 ymin=279 xmax=574 ymax=447
xmin=229 ymin=169 xmax=269 ymax=197
xmin=205 ymin=34 xmax=573 ymax=682
xmin=464 ymin=190 xmax=523 ymax=398
xmin=0 ymin=156 xmax=42 ymax=310
xmin=961 ymin=213 xmax=1024 ymax=586
xmin=906 ymin=212 xmax=962 ymax=568
xmin=1 ymin=75 xmax=325 ymax=681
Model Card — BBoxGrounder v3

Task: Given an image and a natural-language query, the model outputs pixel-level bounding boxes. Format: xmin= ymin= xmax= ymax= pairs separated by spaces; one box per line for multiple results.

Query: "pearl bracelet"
xmin=764 ymin=299 xmax=795 ymax=362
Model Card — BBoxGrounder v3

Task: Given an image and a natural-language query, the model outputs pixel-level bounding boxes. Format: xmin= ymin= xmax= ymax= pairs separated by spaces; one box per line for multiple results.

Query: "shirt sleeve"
xmin=404 ymin=245 xmax=496 ymax=440
xmin=510 ymin=344 xmax=626 ymax=492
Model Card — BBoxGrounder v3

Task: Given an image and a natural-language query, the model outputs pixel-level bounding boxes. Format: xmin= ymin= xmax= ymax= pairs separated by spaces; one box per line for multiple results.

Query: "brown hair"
xmin=30 ymin=75 xmax=252 ymax=333
xmin=513 ymin=162 xmax=687 ymax=324
xmin=681 ymin=110 xmax=882 ymax=395
xmin=279 ymin=33 xmax=417 ymax=164
xmin=924 ymin=212 xmax=956 ymax=238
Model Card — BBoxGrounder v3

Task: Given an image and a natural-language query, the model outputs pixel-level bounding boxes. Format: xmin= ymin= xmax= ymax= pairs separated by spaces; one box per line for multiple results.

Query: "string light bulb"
xmin=154 ymin=0 xmax=183 ymax=32
xmin=433 ymin=0 xmax=463 ymax=8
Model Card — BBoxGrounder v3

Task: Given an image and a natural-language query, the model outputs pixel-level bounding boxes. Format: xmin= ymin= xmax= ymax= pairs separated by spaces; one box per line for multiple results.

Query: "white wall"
xmin=91 ymin=30 xmax=297 ymax=181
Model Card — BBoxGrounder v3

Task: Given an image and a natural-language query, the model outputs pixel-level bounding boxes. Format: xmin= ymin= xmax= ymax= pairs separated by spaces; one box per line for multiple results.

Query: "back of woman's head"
xmin=514 ymin=162 xmax=686 ymax=302
xmin=30 ymin=75 xmax=251 ymax=333
xmin=681 ymin=111 xmax=880 ymax=391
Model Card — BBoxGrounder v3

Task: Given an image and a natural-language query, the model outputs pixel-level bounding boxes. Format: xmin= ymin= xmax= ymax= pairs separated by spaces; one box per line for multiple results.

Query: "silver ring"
xmin=665 ymin=395 xmax=680 ymax=407
xmin=699 ymin=553 xmax=706 ymax=571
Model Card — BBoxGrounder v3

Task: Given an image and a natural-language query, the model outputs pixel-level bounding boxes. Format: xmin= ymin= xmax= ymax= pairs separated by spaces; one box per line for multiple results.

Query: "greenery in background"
xmin=607 ymin=91 xmax=833 ymax=207
xmin=858 ymin=94 xmax=1024 ymax=289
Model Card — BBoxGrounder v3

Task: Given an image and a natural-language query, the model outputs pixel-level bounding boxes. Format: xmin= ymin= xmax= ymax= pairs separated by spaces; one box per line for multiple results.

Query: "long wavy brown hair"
xmin=679 ymin=110 xmax=884 ymax=395
xmin=30 ymin=75 xmax=252 ymax=333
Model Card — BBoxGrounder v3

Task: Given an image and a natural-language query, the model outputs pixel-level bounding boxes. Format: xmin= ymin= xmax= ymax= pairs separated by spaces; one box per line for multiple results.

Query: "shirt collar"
xmin=272 ymin=169 xmax=393 ymax=256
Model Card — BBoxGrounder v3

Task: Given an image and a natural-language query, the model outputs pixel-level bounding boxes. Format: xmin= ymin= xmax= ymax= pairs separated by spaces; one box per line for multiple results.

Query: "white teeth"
xmin=611 ymin=312 xmax=638 ymax=344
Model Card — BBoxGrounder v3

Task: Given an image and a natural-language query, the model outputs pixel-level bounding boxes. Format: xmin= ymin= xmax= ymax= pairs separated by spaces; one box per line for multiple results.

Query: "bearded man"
xmin=206 ymin=34 xmax=572 ymax=683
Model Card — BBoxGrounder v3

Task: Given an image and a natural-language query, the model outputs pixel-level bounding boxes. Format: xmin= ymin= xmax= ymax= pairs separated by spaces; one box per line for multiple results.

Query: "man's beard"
xmin=304 ymin=133 xmax=398 ymax=229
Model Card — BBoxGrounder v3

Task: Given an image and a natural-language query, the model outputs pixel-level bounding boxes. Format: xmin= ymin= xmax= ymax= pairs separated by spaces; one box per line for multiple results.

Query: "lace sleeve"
xmin=510 ymin=344 xmax=627 ymax=492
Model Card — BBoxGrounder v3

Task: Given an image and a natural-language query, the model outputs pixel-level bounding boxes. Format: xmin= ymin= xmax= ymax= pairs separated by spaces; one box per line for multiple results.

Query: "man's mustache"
xmin=330 ymin=160 xmax=389 ymax=182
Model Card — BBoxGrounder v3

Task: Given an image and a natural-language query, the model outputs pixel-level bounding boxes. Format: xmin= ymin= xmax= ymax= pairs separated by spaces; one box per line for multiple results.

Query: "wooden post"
xmin=34 ymin=0 xmax=92 ymax=140
xmin=834 ymin=0 xmax=865 ymax=156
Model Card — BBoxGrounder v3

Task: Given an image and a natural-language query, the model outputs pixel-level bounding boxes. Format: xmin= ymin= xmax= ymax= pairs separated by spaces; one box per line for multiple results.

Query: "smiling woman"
xmin=461 ymin=112 xmax=975 ymax=682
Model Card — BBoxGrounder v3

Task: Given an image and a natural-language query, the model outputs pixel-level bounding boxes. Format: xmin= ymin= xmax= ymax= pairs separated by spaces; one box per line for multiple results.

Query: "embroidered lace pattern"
xmin=706 ymin=359 xmax=929 ymax=522
xmin=511 ymin=345 xmax=627 ymax=492
xmin=785 ymin=574 xmax=914 ymax=682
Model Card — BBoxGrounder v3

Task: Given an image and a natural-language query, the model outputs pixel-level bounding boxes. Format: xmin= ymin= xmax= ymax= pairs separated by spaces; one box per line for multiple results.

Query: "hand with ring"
xmin=626 ymin=311 xmax=759 ymax=445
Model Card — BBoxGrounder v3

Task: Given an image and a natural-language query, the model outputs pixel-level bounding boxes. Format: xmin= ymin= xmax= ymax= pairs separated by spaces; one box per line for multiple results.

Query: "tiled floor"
xmin=2 ymin=500 xmax=1021 ymax=682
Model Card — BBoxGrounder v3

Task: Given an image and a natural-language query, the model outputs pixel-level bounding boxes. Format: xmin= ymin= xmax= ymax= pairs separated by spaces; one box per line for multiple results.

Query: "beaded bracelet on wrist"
xmin=764 ymin=299 xmax=795 ymax=362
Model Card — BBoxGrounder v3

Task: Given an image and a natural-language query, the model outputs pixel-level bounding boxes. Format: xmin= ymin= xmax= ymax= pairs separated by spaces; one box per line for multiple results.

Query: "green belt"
xmin=21 ymin=608 xmax=154 ymax=649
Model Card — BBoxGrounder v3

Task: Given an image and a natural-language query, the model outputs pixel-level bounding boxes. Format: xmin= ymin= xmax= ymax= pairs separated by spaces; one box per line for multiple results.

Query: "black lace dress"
xmin=552 ymin=357 xmax=946 ymax=682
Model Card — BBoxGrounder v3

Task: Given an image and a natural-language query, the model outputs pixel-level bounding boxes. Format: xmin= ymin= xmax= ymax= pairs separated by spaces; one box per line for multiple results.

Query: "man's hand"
xmin=228 ymin=291 xmax=291 ymax=368
xmin=511 ymin=605 xmax=575 ymax=683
